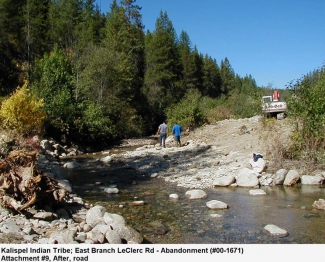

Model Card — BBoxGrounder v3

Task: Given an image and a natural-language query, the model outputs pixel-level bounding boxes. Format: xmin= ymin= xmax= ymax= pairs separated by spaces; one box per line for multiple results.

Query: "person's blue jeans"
xmin=159 ymin=132 xmax=166 ymax=147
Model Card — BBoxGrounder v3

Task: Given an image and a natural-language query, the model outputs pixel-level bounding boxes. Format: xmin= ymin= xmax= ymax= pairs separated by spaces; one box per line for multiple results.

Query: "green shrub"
xmin=166 ymin=89 xmax=206 ymax=130
xmin=287 ymin=67 xmax=325 ymax=163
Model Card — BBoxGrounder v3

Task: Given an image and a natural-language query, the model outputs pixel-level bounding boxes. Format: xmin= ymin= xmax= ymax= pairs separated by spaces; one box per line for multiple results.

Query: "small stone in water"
xmin=130 ymin=201 xmax=145 ymax=206
xmin=169 ymin=194 xmax=179 ymax=200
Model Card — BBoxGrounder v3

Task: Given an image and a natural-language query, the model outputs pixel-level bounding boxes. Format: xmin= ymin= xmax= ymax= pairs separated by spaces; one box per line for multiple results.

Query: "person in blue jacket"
xmin=172 ymin=122 xmax=182 ymax=147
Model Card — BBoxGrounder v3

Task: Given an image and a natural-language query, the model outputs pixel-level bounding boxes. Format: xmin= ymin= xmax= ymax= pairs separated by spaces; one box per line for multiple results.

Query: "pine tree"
xmin=0 ymin=0 xmax=26 ymax=93
xmin=143 ymin=11 xmax=182 ymax=119
xmin=202 ymin=55 xmax=221 ymax=97
xmin=220 ymin=57 xmax=235 ymax=94
xmin=104 ymin=0 xmax=145 ymax=104
xmin=23 ymin=0 xmax=51 ymax=81
xmin=47 ymin=0 xmax=83 ymax=50
xmin=178 ymin=30 xmax=197 ymax=91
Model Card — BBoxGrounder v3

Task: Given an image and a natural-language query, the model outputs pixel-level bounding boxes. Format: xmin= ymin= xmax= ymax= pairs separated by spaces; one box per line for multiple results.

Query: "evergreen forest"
xmin=0 ymin=0 xmax=323 ymax=154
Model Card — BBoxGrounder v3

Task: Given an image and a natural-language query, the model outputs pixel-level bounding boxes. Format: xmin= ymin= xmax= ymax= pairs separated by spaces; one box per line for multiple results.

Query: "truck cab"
xmin=262 ymin=91 xmax=287 ymax=119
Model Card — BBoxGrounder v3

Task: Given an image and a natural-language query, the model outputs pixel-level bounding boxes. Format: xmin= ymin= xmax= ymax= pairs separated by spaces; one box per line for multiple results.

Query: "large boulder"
xmin=283 ymin=170 xmax=300 ymax=186
xmin=301 ymin=175 xmax=324 ymax=185
xmin=86 ymin=206 xmax=106 ymax=227
xmin=236 ymin=168 xmax=259 ymax=187
xmin=213 ymin=175 xmax=236 ymax=187
xmin=249 ymin=158 xmax=266 ymax=174
xmin=274 ymin=169 xmax=288 ymax=185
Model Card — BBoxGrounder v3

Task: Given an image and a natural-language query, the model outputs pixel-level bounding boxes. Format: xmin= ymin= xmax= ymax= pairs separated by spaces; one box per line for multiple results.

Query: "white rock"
xmin=283 ymin=170 xmax=300 ymax=186
xmin=312 ymin=199 xmax=325 ymax=210
xmin=236 ymin=168 xmax=259 ymax=187
xmin=169 ymin=194 xmax=179 ymax=200
xmin=213 ymin=175 xmax=236 ymax=187
xmin=249 ymin=189 xmax=266 ymax=196
xmin=249 ymin=158 xmax=266 ymax=173
xmin=104 ymin=187 xmax=119 ymax=194
xmin=206 ymin=200 xmax=228 ymax=209
xmin=264 ymin=224 xmax=288 ymax=236
xmin=210 ymin=214 xmax=222 ymax=218
xmin=301 ymin=175 xmax=324 ymax=185
xmin=185 ymin=189 xmax=208 ymax=199
xmin=274 ymin=169 xmax=288 ymax=185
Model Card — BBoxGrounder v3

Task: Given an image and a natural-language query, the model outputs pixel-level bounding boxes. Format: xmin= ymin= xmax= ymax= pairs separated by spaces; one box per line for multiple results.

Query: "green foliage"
xmin=1 ymin=0 xmax=268 ymax=147
xmin=287 ymin=66 xmax=325 ymax=163
xmin=31 ymin=45 xmax=76 ymax=140
xmin=78 ymin=45 xmax=144 ymax=143
xmin=0 ymin=81 xmax=46 ymax=135
xmin=75 ymin=103 xmax=113 ymax=143
xmin=144 ymin=10 xmax=182 ymax=120
xmin=166 ymin=89 xmax=206 ymax=130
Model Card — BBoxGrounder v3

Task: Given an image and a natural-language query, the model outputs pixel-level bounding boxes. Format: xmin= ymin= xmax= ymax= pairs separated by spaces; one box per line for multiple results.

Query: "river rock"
xmin=46 ymin=228 xmax=78 ymax=244
xmin=63 ymin=161 xmax=80 ymax=169
xmin=274 ymin=169 xmax=288 ymax=185
xmin=57 ymin=179 xmax=72 ymax=192
xmin=210 ymin=214 xmax=222 ymax=218
xmin=206 ymin=200 xmax=228 ymax=209
xmin=236 ymin=168 xmax=259 ymax=187
xmin=301 ymin=175 xmax=324 ymax=185
xmin=40 ymin=140 xmax=53 ymax=152
xmin=103 ymin=213 xmax=125 ymax=226
xmin=185 ymin=189 xmax=207 ymax=199
xmin=283 ymin=170 xmax=300 ymax=186
xmin=104 ymin=187 xmax=119 ymax=194
xmin=86 ymin=206 xmax=106 ymax=227
xmin=33 ymin=212 xmax=56 ymax=221
xmin=249 ymin=158 xmax=266 ymax=174
xmin=249 ymin=189 xmax=266 ymax=196
xmin=100 ymin=155 xmax=112 ymax=163
xmin=213 ymin=175 xmax=236 ymax=187
xmin=111 ymin=225 xmax=143 ymax=244
xmin=129 ymin=201 xmax=145 ymax=206
xmin=169 ymin=194 xmax=179 ymax=200
xmin=264 ymin=224 xmax=288 ymax=237
xmin=87 ymin=224 xmax=112 ymax=243
xmin=105 ymin=229 xmax=123 ymax=244
xmin=0 ymin=221 xmax=22 ymax=233
xmin=312 ymin=199 xmax=325 ymax=210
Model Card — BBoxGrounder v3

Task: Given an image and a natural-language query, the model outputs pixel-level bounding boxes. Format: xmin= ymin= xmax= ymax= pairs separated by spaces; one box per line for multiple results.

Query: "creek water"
xmin=63 ymin=151 xmax=325 ymax=244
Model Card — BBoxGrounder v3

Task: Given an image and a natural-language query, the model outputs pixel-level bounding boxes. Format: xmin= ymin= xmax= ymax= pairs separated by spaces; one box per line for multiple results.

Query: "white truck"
xmin=262 ymin=90 xmax=287 ymax=119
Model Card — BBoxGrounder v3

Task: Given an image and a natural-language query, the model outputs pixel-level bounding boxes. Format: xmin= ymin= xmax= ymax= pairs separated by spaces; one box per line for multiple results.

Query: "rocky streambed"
xmin=1 ymin=116 xmax=325 ymax=244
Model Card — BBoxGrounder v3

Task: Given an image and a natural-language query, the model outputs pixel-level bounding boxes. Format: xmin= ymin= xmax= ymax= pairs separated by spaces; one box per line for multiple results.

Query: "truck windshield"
xmin=263 ymin=97 xmax=272 ymax=103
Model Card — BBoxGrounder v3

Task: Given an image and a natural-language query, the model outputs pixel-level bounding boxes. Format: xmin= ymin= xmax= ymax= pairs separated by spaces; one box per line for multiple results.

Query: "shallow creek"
xmin=63 ymin=151 xmax=325 ymax=244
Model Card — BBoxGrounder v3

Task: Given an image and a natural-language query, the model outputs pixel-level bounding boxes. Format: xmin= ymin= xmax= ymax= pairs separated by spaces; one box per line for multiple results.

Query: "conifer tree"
xmin=104 ymin=0 xmax=145 ymax=105
xmin=0 ymin=0 xmax=26 ymax=93
xmin=202 ymin=55 xmax=222 ymax=97
xmin=220 ymin=57 xmax=235 ymax=94
xmin=143 ymin=11 xmax=182 ymax=120
xmin=178 ymin=30 xmax=197 ymax=91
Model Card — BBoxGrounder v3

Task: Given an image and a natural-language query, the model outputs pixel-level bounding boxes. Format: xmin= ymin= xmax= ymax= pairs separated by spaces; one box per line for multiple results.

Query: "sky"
xmin=95 ymin=0 xmax=325 ymax=89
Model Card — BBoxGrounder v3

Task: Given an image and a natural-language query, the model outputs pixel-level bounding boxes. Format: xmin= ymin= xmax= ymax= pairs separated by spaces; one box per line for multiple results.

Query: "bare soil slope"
xmin=182 ymin=115 xmax=297 ymax=172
